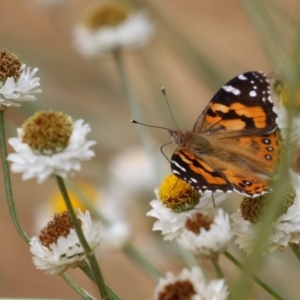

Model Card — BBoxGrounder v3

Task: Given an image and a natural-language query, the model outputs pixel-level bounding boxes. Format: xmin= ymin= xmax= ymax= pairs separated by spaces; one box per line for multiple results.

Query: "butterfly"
xmin=169 ymin=71 xmax=281 ymax=197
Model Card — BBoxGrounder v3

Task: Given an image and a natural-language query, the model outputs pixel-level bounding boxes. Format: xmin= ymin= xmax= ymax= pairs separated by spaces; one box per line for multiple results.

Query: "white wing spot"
xmin=172 ymin=161 xmax=186 ymax=172
xmin=190 ymin=178 xmax=197 ymax=183
xmin=238 ymin=74 xmax=247 ymax=80
xmin=223 ymin=85 xmax=241 ymax=95
xmin=173 ymin=170 xmax=180 ymax=175
xmin=249 ymin=91 xmax=257 ymax=97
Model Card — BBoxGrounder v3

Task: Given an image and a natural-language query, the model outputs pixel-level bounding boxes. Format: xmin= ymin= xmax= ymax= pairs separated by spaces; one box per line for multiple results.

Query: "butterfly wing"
xmin=193 ymin=71 xmax=277 ymax=136
xmin=171 ymin=148 xmax=233 ymax=193
xmin=170 ymin=71 xmax=280 ymax=197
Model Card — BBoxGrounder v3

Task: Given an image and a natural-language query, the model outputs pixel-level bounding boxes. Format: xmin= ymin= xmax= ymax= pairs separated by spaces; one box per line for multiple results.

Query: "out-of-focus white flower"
xmin=102 ymin=146 xmax=162 ymax=221
xmin=73 ymin=3 xmax=154 ymax=57
xmin=177 ymin=209 xmax=232 ymax=259
xmin=232 ymin=179 xmax=300 ymax=254
xmin=154 ymin=267 xmax=229 ymax=300
xmin=102 ymin=221 xmax=132 ymax=251
xmin=30 ymin=209 xmax=101 ymax=275
xmin=0 ymin=49 xmax=41 ymax=107
xmin=147 ymin=174 xmax=228 ymax=240
xmin=108 ymin=146 xmax=158 ymax=193
xmin=7 ymin=111 xmax=96 ymax=183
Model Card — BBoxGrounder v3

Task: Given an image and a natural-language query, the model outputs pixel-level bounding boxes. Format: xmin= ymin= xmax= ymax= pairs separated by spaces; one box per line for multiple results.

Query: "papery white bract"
xmin=0 ymin=64 xmax=41 ymax=107
xmin=147 ymin=189 xmax=228 ymax=241
xmin=30 ymin=209 xmax=101 ymax=275
xmin=154 ymin=267 xmax=229 ymax=300
xmin=7 ymin=119 xmax=96 ymax=183
xmin=177 ymin=209 xmax=233 ymax=259
xmin=232 ymin=181 xmax=300 ymax=254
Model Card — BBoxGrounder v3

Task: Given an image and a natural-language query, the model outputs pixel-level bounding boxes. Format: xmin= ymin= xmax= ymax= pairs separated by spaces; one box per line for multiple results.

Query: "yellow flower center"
xmin=185 ymin=212 xmax=213 ymax=234
xmin=241 ymin=187 xmax=296 ymax=223
xmin=22 ymin=110 xmax=73 ymax=155
xmin=0 ymin=49 xmax=22 ymax=83
xmin=158 ymin=280 xmax=196 ymax=300
xmin=82 ymin=3 xmax=130 ymax=30
xmin=158 ymin=174 xmax=200 ymax=212
xmin=39 ymin=211 xmax=81 ymax=248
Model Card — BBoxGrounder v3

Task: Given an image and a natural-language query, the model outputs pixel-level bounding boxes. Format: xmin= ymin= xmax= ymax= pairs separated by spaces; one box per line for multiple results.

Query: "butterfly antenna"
xmin=131 ymin=119 xmax=172 ymax=131
xmin=160 ymin=142 xmax=173 ymax=163
xmin=161 ymin=87 xmax=179 ymax=130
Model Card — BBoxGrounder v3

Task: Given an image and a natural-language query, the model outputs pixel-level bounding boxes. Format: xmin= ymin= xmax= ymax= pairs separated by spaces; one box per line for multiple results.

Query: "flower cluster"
xmin=147 ymin=174 xmax=232 ymax=259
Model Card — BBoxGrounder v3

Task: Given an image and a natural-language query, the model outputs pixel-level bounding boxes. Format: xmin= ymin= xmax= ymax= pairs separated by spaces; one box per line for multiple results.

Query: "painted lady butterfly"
xmin=169 ymin=71 xmax=281 ymax=197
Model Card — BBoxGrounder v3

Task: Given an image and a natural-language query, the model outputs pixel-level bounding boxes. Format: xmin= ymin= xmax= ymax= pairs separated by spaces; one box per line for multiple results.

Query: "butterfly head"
xmin=168 ymin=130 xmax=190 ymax=146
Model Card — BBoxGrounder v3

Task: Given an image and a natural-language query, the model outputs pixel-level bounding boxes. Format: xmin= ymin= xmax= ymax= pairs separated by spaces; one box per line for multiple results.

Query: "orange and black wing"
xmin=193 ymin=71 xmax=277 ymax=137
xmin=171 ymin=148 xmax=233 ymax=193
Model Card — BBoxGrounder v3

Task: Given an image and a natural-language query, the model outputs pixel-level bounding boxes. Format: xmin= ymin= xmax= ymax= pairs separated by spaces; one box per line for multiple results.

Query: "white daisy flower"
xmin=177 ymin=209 xmax=233 ymax=259
xmin=232 ymin=180 xmax=300 ymax=254
xmin=7 ymin=111 xmax=96 ymax=183
xmin=0 ymin=49 xmax=41 ymax=107
xmin=73 ymin=3 xmax=154 ymax=57
xmin=147 ymin=174 xmax=228 ymax=240
xmin=154 ymin=267 xmax=229 ymax=300
xmin=30 ymin=209 xmax=102 ymax=275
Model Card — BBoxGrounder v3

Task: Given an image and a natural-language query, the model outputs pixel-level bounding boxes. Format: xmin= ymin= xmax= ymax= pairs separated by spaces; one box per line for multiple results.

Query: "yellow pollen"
xmin=39 ymin=211 xmax=81 ymax=248
xmin=22 ymin=110 xmax=73 ymax=154
xmin=0 ymin=49 xmax=22 ymax=82
xmin=158 ymin=174 xmax=200 ymax=212
xmin=82 ymin=3 xmax=130 ymax=30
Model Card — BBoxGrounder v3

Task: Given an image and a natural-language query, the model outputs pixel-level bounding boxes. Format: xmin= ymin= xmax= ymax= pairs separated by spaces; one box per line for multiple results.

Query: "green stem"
xmin=67 ymin=180 xmax=163 ymax=283
xmin=62 ymin=273 xmax=97 ymax=300
xmin=289 ymin=243 xmax=300 ymax=261
xmin=224 ymin=251 xmax=284 ymax=300
xmin=0 ymin=109 xmax=29 ymax=243
xmin=80 ymin=265 xmax=122 ymax=300
xmin=56 ymin=176 xmax=107 ymax=299
xmin=113 ymin=50 xmax=144 ymax=130
xmin=113 ymin=49 xmax=161 ymax=176
xmin=239 ymin=0 xmax=286 ymax=67
xmin=211 ymin=258 xmax=224 ymax=279
xmin=124 ymin=244 xmax=163 ymax=282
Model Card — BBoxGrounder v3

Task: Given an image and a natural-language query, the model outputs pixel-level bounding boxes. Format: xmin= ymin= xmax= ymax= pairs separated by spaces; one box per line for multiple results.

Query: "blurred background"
xmin=0 ymin=0 xmax=300 ymax=299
